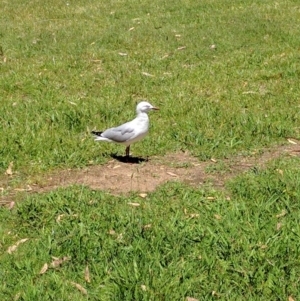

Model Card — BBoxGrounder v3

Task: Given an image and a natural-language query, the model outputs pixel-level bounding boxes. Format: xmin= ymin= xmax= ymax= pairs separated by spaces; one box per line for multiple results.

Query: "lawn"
xmin=1 ymin=0 xmax=300 ymax=300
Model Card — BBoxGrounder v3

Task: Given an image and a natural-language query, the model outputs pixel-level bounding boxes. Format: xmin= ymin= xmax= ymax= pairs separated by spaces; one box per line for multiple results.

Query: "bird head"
xmin=136 ymin=101 xmax=159 ymax=114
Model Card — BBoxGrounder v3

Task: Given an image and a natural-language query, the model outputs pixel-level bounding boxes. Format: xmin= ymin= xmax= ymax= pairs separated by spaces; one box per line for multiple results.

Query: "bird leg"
xmin=125 ymin=146 xmax=130 ymax=157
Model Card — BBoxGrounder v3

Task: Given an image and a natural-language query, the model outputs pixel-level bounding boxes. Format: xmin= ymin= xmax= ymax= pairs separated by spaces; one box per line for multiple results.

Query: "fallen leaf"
xmin=276 ymin=210 xmax=287 ymax=218
xmin=13 ymin=292 xmax=21 ymax=301
xmin=128 ymin=27 xmax=135 ymax=31
xmin=188 ymin=213 xmax=199 ymax=218
xmin=56 ymin=214 xmax=65 ymax=223
xmin=276 ymin=169 xmax=283 ymax=176
xmin=276 ymin=222 xmax=282 ymax=231
xmin=5 ymin=162 xmax=13 ymax=176
xmin=14 ymin=185 xmax=32 ymax=192
xmin=8 ymin=201 xmax=15 ymax=210
xmin=186 ymin=297 xmax=199 ymax=301
xmin=139 ymin=193 xmax=147 ymax=198
xmin=7 ymin=238 xmax=29 ymax=254
xmin=56 ymin=214 xmax=78 ymax=223
xmin=85 ymin=265 xmax=91 ymax=283
xmin=287 ymin=139 xmax=297 ymax=145
xmin=108 ymin=229 xmax=116 ymax=235
xmin=70 ymin=282 xmax=87 ymax=295
xmin=39 ymin=263 xmax=49 ymax=275
xmin=177 ymin=46 xmax=186 ymax=50
xmin=141 ymin=72 xmax=154 ymax=77
xmin=242 ymin=91 xmax=257 ymax=95
xmin=128 ymin=202 xmax=140 ymax=207
xmin=50 ymin=256 xmax=71 ymax=268
xmin=166 ymin=171 xmax=178 ymax=177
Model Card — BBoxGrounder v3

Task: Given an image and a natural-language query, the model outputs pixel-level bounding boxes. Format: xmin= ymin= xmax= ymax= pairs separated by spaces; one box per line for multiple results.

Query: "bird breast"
xmin=125 ymin=114 xmax=149 ymax=145
xmin=135 ymin=114 xmax=149 ymax=132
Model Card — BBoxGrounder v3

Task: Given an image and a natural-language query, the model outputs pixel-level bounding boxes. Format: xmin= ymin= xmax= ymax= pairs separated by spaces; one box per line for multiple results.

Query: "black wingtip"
xmin=91 ymin=131 xmax=103 ymax=136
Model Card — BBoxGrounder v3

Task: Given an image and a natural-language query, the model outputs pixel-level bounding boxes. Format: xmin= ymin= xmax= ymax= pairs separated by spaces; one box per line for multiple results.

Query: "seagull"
xmin=91 ymin=101 xmax=159 ymax=157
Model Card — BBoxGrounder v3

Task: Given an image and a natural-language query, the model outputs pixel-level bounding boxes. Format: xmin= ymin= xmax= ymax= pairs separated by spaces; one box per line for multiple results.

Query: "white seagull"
xmin=91 ymin=101 xmax=159 ymax=157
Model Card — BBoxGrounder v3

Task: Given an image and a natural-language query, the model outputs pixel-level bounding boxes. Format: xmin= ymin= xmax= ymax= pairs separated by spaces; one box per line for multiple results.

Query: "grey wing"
xmin=101 ymin=122 xmax=135 ymax=143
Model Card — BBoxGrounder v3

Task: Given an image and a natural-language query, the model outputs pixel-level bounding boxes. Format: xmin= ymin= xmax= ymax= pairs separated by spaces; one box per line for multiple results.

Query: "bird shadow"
xmin=110 ymin=154 xmax=148 ymax=164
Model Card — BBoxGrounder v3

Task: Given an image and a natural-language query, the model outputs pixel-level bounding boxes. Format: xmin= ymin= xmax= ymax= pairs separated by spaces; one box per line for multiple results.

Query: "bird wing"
xmin=101 ymin=121 xmax=136 ymax=143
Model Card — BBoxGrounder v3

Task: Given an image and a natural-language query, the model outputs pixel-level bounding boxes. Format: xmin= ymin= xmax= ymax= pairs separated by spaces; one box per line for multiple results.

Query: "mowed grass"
xmin=1 ymin=157 xmax=300 ymax=300
xmin=1 ymin=0 xmax=300 ymax=300
xmin=1 ymin=0 xmax=300 ymax=173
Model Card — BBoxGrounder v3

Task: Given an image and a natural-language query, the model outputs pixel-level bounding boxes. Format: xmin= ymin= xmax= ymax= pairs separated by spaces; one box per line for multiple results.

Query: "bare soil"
xmin=1 ymin=140 xmax=300 ymax=204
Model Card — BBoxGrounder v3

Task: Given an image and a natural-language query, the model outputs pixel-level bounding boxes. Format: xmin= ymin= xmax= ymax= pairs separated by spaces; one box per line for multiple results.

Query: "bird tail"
xmin=91 ymin=131 xmax=109 ymax=141
xmin=91 ymin=131 xmax=103 ymax=136
xmin=91 ymin=131 xmax=112 ymax=142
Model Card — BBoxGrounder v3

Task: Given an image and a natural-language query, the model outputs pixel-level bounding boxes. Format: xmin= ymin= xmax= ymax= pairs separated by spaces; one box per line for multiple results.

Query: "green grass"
xmin=1 ymin=157 xmax=300 ymax=300
xmin=1 ymin=0 xmax=300 ymax=299
xmin=1 ymin=0 xmax=300 ymax=173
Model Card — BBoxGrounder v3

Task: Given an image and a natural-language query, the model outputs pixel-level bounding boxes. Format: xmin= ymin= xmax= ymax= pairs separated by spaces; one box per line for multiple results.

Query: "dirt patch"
xmin=25 ymin=152 xmax=204 ymax=194
xmin=1 ymin=141 xmax=300 ymax=204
